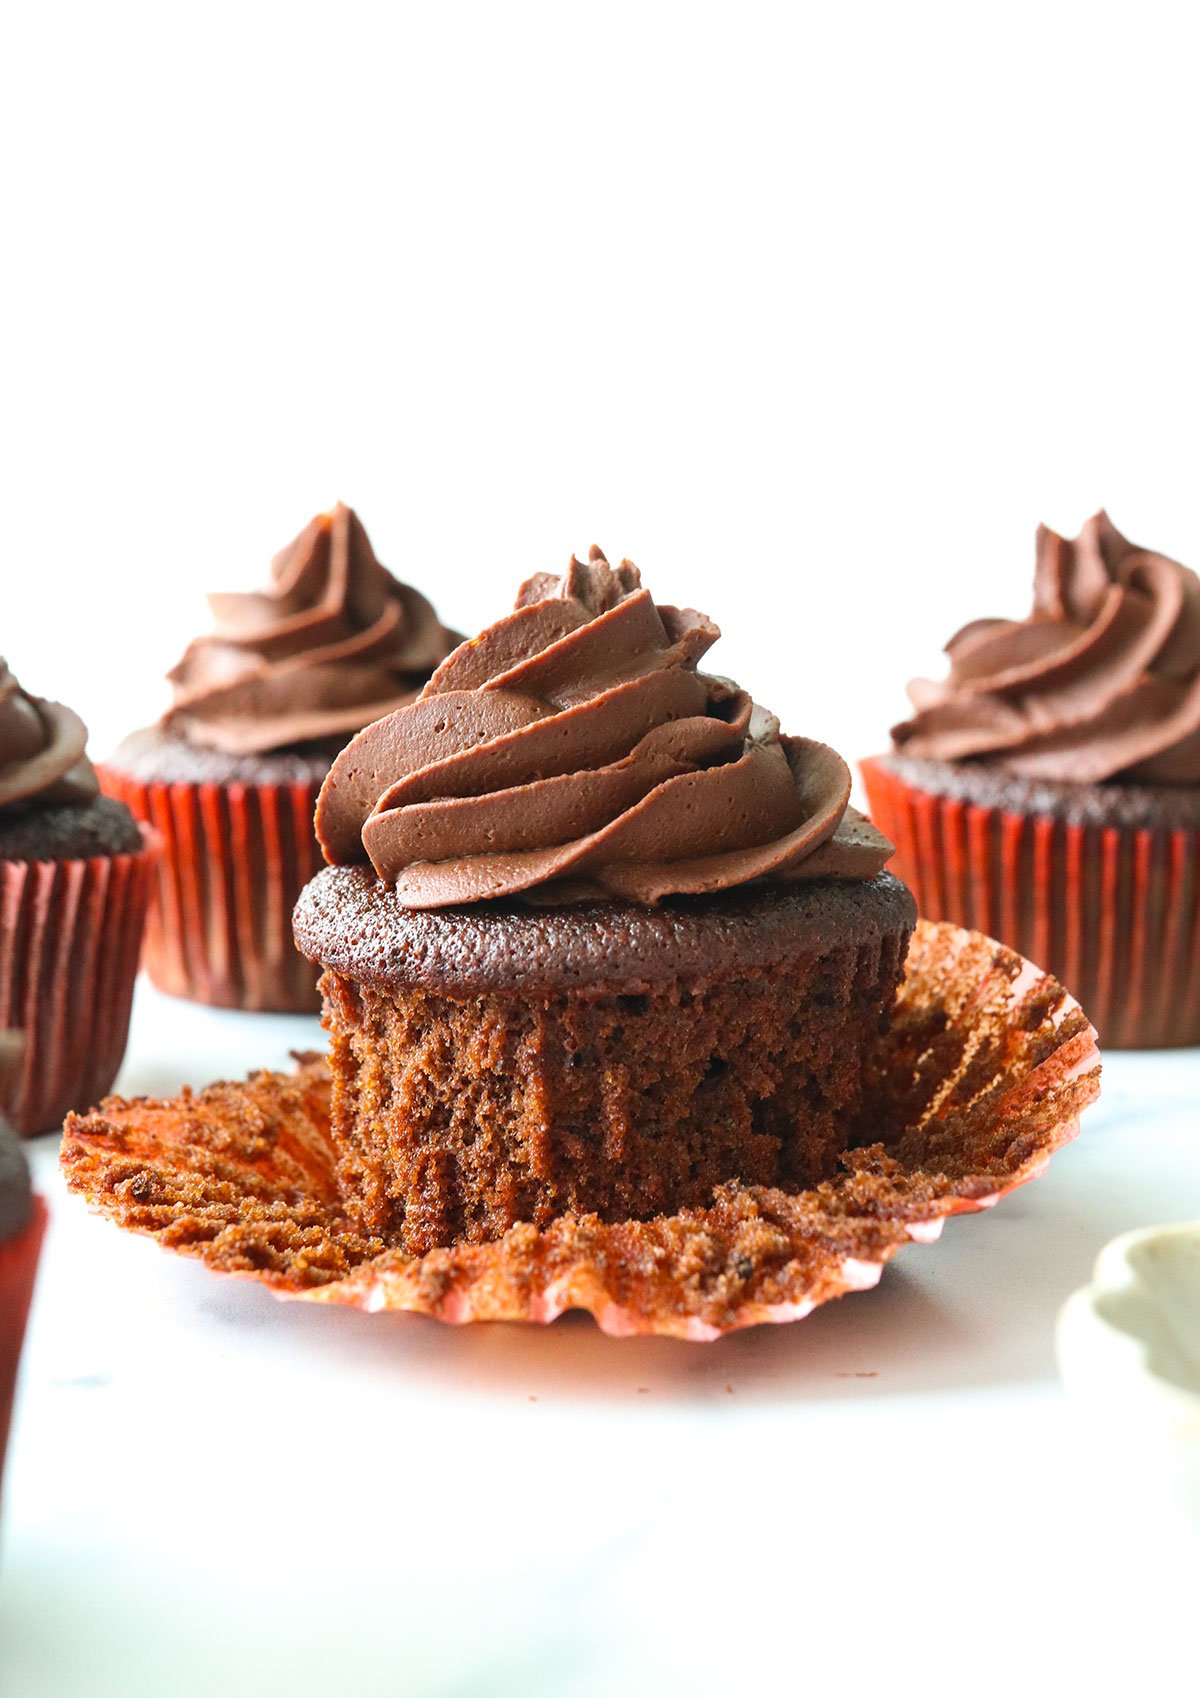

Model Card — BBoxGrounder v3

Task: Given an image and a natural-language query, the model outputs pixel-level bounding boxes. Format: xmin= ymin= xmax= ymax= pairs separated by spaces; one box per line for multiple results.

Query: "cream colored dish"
xmin=1058 ymin=1222 xmax=1200 ymax=1521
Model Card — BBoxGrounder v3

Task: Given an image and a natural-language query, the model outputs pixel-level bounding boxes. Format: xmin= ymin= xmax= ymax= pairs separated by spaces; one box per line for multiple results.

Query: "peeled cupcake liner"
xmin=0 ymin=1196 xmax=46 ymax=1491
xmin=59 ymin=919 xmax=1101 ymax=1340
xmin=861 ymin=756 xmax=1200 ymax=1050
xmin=0 ymin=827 xmax=156 ymax=1136
xmin=99 ymin=768 xmax=324 ymax=1013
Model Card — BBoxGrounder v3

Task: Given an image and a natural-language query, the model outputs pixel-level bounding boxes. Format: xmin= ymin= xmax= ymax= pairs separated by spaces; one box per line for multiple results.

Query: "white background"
xmin=4 ymin=3 xmax=1200 ymax=768
xmin=3 ymin=4 xmax=1200 ymax=1695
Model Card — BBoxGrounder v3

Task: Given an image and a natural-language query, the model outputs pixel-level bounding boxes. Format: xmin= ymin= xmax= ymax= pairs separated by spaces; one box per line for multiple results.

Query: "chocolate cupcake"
xmin=101 ymin=504 xmax=460 ymax=1012
xmin=294 ymin=548 xmax=915 ymax=1255
xmin=0 ymin=666 xmax=153 ymax=1134
xmin=0 ymin=1034 xmax=44 ymax=1496
xmin=861 ymin=510 xmax=1200 ymax=1047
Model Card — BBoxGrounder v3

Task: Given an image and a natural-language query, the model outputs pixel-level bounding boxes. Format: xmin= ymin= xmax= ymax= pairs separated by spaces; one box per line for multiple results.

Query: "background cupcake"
xmin=861 ymin=510 xmax=1200 ymax=1047
xmin=0 ymin=1034 xmax=45 ymax=1496
xmin=101 ymin=503 xmax=460 ymax=1012
xmin=0 ymin=666 xmax=153 ymax=1134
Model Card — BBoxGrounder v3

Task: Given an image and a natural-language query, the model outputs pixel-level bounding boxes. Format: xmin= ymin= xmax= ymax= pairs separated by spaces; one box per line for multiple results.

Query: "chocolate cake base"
xmin=0 ymin=796 xmax=143 ymax=862
xmin=294 ymin=869 xmax=917 ymax=1255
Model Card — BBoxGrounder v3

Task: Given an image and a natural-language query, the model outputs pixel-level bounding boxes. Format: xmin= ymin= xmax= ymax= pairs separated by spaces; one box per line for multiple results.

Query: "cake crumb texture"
xmin=320 ymin=930 xmax=910 ymax=1255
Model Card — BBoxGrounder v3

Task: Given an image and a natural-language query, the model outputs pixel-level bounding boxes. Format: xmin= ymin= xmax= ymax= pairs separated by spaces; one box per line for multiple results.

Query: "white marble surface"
xmin=2 ymin=982 xmax=1199 ymax=1697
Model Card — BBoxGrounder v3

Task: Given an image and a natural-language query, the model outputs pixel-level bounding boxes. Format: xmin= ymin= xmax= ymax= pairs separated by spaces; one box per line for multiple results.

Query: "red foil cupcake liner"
xmin=59 ymin=921 xmax=1101 ymax=1340
xmin=0 ymin=1196 xmax=46 ymax=1494
xmin=99 ymin=770 xmax=323 ymax=1013
xmin=861 ymin=755 xmax=1200 ymax=1049
xmin=0 ymin=831 xmax=155 ymax=1135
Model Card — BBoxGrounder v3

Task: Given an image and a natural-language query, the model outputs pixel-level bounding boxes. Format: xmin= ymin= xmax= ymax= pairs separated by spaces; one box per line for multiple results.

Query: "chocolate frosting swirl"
xmin=894 ymin=512 xmax=1200 ymax=784
xmin=0 ymin=661 xmax=98 ymax=813
xmin=165 ymin=504 xmax=459 ymax=756
xmin=315 ymin=547 xmax=892 ymax=907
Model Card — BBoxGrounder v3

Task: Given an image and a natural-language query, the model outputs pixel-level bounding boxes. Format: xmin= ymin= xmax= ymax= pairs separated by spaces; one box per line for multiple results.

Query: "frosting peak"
xmin=164 ymin=504 xmax=459 ymax=756
xmin=894 ymin=512 xmax=1200 ymax=784
xmin=315 ymin=546 xmax=892 ymax=907
xmin=0 ymin=661 xmax=98 ymax=813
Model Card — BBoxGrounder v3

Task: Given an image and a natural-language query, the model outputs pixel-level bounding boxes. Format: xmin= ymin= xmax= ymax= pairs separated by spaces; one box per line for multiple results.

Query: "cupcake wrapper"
xmin=861 ymin=756 xmax=1200 ymax=1049
xmin=99 ymin=769 xmax=323 ymax=1013
xmin=0 ymin=1196 xmax=47 ymax=1492
xmin=1 ymin=831 xmax=155 ymax=1135
xmin=59 ymin=921 xmax=1101 ymax=1340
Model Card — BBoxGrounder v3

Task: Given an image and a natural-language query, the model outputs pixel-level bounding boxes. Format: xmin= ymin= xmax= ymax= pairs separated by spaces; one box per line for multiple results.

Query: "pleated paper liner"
xmin=60 ymin=920 xmax=1101 ymax=1340
xmin=0 ymin=1196 xmax=46 ymax=1492
xmin=99 ymin=767 xmax=324 ymax=1013
xmin=860 ymin=756 xmax=1200 ymax=1049
xmin=0 ymin=828 xmax=155 ymax=1136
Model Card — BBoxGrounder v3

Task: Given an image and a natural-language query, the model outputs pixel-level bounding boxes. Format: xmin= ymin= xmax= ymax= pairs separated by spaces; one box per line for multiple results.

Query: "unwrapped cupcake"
xmin=0 ymin=665 xmax=153 ymax=1133
xmin=101 ymin=504 xmax=461 ymax=1012
xmin=296 ymin=547 xmax=915 ymax=1251
xmin=861 ymin=510 xmax=1200 ymax=1047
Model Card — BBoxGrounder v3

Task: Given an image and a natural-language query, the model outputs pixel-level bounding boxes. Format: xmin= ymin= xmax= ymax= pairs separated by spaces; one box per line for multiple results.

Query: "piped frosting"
xmin=165 ymin=504 xmax=459 ymax=756
xmin=894 ymin=511 xmax=1200 ymax=783
xmin=316 ymin=547 xmax=892 ymax=906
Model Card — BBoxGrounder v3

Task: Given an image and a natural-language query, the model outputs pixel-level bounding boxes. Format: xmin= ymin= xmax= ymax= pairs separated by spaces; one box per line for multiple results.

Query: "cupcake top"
xmin=315 ymin=547 xmax=892 ymax=906
xmin=0 ymin=1033 xmax=33 ymax=1242
xmin=0 ymin=663 xmax=142 ymax=859
xmin=0 ymin=660 xmax=98 ymax=811
xmin=163 ymin=504 xmax=460 ymax=757
xmin=894 ymin=511 xmax=1200 ymax=784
